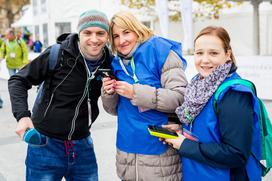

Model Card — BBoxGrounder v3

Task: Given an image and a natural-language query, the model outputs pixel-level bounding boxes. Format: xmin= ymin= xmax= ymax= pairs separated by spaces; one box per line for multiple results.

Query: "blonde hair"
xmin=194 ymin=26 xmax=236 ymax=64
xmin=109 ymin=11 xmax=153 ymax=53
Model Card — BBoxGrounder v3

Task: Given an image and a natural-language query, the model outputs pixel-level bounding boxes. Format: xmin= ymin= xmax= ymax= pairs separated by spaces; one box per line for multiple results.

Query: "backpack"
xmin=213 ymin=79 xmax=272 ymax=176
xmin=32 ymin=43 xmax=60 ymax=111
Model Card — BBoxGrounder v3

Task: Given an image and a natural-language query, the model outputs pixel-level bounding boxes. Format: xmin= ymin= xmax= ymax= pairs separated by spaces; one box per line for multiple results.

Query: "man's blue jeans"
xmin=7 ymin=68 xmax=19 ymax=77
xmin=26 ymin=135 xmax=98 ymax=181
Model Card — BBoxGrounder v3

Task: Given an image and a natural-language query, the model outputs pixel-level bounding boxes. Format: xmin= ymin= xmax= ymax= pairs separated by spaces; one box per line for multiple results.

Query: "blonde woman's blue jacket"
xmin=111 ymin=36 xmax=187 ymax=154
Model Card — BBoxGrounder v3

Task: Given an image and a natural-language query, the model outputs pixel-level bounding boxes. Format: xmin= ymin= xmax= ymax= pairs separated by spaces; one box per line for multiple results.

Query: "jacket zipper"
xmin=67 ymin=45 xmax=96 ymax=140
xmin=43 ymin=93 xmax=54 ymax=117
xmin=67 ymin=81 xmax=89 ymax=140
xmin=67 ymin=58 xmax=90 ymax=140
xmin=65 ymin=44 xmax=105 ymax=140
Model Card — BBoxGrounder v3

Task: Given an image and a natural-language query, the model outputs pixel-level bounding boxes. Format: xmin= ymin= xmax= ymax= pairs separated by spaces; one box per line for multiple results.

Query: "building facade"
xmin=13 ymin=0 xmax=272 ymax=55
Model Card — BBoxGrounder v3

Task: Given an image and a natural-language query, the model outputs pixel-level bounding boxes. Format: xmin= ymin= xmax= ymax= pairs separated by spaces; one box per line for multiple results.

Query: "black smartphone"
xmin=97 ymin=69 xmax=117 ymax=79
xmin=148 ymin=125 xmax=178 ymax=139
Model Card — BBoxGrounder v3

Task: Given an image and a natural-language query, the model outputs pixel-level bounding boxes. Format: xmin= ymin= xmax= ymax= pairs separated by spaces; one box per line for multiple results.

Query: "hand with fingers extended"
xmin=102 ymin=77 xmax=117 ymax=95
xmin=16 ymin=117 xmax=34 ymax=139
xmin=160 ymin=124 xmax=185 ymax=150
xmin=162 ymin=124 xmax=182 ymax=133
xmin=114 ymin=81 xmax=134 ymax=99
xmin=164 ymin=133 xmax=185 ymax=149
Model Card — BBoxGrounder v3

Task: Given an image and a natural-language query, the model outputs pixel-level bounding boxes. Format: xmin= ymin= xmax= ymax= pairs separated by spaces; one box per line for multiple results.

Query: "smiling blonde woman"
xmin=102 ymin=11 xmax=188 ymax=180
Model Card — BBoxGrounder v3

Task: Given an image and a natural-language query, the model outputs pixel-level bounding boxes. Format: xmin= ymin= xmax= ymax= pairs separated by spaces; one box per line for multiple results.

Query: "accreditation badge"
xmin=10 ymin=52 xmax=16 ymax=58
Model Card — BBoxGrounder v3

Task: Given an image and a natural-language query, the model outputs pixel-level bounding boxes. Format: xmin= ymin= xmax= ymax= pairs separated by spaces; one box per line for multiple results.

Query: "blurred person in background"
xmin=0 ymin=34 xmax=3 ymax=108
xmin=0 ymin=28 xmax=28 ymax=76
xmin=33 ymin=36 xmax=43 ymax=53
xmin=28 ymin=34 xmax=33 ymax=50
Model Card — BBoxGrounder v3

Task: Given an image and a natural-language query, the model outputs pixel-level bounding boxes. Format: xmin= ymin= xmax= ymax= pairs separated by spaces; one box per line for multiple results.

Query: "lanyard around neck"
xmin=119 ymin=57 xmax=139 ymax=83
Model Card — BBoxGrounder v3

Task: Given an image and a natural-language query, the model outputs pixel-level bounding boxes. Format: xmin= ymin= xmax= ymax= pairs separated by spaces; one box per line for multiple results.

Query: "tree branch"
xmin=0 ymin=7 xmax=8 ymax=11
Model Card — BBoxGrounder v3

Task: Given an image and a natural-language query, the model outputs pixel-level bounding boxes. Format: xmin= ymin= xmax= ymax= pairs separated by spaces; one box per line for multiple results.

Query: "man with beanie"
xmin=8 ymin=9 xmax=112 ymax=180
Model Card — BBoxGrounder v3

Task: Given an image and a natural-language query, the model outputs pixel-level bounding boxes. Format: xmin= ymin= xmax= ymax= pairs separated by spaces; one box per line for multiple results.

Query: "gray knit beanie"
xmin=77 ymin=9 xmax=109 ymax=33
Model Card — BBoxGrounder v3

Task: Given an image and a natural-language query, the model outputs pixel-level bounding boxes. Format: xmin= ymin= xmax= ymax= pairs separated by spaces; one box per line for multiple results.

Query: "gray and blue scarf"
xmin=175 ymin=62 xmax=232 ymax=125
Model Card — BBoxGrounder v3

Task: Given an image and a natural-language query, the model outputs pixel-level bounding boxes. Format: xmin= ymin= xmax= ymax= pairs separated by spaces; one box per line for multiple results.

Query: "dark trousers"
xmin=0 ymin=97 xmax=3 ymax=108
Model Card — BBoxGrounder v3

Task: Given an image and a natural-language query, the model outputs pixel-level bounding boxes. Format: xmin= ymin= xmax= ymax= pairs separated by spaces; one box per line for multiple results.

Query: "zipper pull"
xmin=88 ymin=98 xmax=92 ymax=124
xmin=90 ymin=73 xmax=95 ymax=80
xmin=72 ymin=152 xmax=75 ymax=160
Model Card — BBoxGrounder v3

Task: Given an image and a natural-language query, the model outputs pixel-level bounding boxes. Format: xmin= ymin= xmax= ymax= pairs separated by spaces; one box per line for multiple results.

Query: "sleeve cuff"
xmin=130 ymin=84 xmax=157 ymax=108
xmin=179 ymin=138 xmax=198 ymax=156
xmin=14 ymin=111 xmax=31 ymax=122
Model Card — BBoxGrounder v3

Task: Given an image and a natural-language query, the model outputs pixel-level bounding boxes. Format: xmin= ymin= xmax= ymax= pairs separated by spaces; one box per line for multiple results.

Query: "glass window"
xmin=55 ymin=22 xmax=71 ymax=38
xmin=34 ymin=25 xmax=40 ymax=39
xmin=142 ymin=21 xmax=151 ymax=28
xmin=40 ymin=0 xmax=47 ymax=14
xmin=33 ymin=0 xmax=39 ymax=15
xmin=42 ymin=23 xmax=48 ymax=47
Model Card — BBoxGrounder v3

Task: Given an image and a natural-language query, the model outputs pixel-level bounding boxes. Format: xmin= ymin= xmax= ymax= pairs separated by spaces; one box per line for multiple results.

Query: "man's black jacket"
xmin=8 ymin=33 xmax=112 ymax=140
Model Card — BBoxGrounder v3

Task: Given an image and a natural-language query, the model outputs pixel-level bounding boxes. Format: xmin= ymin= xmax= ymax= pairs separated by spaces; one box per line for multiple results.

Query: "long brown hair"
xmin=194 ymin=26 xmax=236 ymax=64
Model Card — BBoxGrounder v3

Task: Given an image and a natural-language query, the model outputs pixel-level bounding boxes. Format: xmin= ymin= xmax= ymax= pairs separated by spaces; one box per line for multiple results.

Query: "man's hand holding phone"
xmin=98 ymin=69 xmax=117 ymax=80
xmin=100 ymin=69 xmax=117 ymax=95
xmin=102 ymin=77 xmax=116 ymax=95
